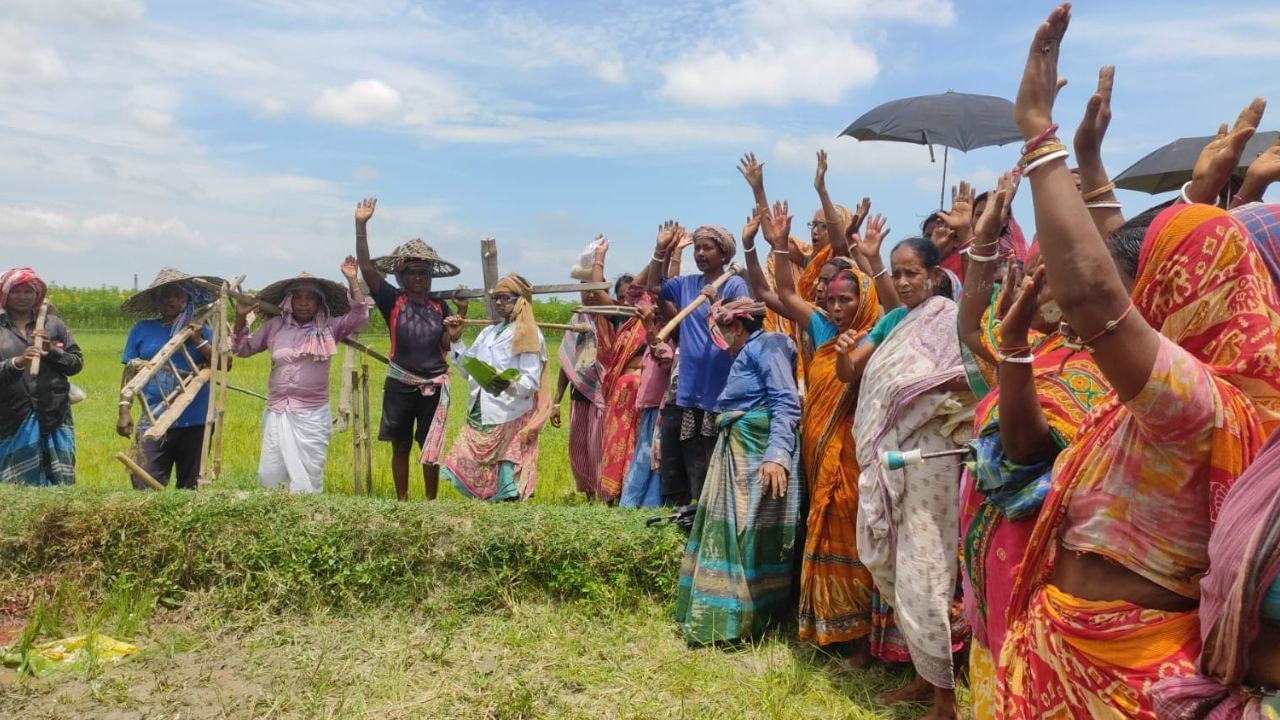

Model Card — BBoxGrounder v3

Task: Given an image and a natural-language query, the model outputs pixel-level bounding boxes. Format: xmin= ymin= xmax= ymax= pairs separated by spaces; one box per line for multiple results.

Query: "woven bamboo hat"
xmin=372 ymin=238 xmax=460 ymax=277
xmin=121 ymin=267 xmax=224 ymax=318
xmin=256 ymin=273 xmax=350 ymax=316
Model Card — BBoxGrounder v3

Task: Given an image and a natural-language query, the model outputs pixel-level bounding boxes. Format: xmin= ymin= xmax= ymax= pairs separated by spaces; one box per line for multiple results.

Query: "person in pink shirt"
xmin=231 ymin=258 xmax=369 ymax=493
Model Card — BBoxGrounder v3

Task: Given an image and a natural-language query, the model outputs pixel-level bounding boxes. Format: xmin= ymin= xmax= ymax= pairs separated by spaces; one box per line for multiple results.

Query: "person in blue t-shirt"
xmin=117 ymin=268 xmax=218 ymax=490
xmin=645 ymin=221 xmax=748 ymax=506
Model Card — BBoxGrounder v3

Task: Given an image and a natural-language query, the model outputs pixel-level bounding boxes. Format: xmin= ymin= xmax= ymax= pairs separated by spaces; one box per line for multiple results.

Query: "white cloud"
xmin=7 ymin=0 xmax=144 ymax=26
xmin=0 ymin=41 xmax=67 ymax=87
xmin=258 ymin=97 xmax=289 ymax=119
xmin=0 ymin=206 xmax=200 ymax=254
xmin=311 ymin=79 xmax=403 ymax=125
xmin=132 ymin=108 xmax=176 ymax=133
xmin=658 ymin=0 xmax=955 ymax=109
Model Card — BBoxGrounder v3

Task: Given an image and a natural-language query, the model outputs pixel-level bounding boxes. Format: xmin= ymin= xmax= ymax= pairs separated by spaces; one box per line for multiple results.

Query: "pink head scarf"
xmin=707 ymin=297 xmax=763 ymax=351
xmin=0 ymin=267 xmax=47 ymax=309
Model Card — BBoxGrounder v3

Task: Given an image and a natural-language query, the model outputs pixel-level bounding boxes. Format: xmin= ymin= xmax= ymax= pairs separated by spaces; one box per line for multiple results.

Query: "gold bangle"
xmin=1019 ymin=141 xmax=1068 ymax=167
xmin=1081 ymin=182 xmax=1116 ymax=201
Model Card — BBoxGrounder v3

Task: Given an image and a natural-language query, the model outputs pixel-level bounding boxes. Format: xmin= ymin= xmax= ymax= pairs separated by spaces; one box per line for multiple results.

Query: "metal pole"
xmin=939 ymin=145 xmax=949 ymax=210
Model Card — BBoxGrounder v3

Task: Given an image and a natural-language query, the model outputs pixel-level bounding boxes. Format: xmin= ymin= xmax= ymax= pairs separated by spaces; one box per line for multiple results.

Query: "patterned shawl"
xmin=282 ymin=282 xmax=337 ymax=361
xmin=558 ymin=313 xmax=603 ymax=407
xmin=1007 ymin=203 xmax=1280 ymax=621
xmin=1231 ymin=202 xmax=1280 ymax=300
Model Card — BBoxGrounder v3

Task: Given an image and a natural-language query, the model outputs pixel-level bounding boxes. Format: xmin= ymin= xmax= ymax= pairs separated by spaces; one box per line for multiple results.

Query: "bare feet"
xmin=841 ymin=639 xmax=872 ymax=671
xmin=917 ymin=686 xmax=957 ymax=719
xmin=874 ymin=672 xmax=933 ymax=705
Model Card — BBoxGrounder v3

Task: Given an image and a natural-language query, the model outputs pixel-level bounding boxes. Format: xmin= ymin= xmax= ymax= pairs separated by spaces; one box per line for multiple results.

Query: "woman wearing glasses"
xmin=441 ymin=274 xmax=551 ymax=502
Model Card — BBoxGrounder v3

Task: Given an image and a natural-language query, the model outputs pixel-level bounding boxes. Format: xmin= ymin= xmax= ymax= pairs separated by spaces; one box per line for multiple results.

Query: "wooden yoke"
xmin=655 ymin=263 xmax=743 ymax=342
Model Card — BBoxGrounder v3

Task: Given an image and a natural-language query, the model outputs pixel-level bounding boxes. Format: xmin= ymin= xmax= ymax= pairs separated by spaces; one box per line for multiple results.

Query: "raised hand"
xmin=974 ymin=188 xmax=1010 ymax=245
xmin=742 ymin=210 xmax=761 ymax=248
xmin=852 ymin=214 xmax=890 ymax=261
xmin=1188 ymin=98 xmax=1265 ymax=204
xmin=1001 ymin=264 xmax=1046 ymax=342
xmin=1239 ymin=136 xmax=1280 ymax=205
xmin=235 ymin=299 xmax=258 ymax=318
xmin=444 ymin=315 xmax=464 ymax=342
xmin=673 ymin=226 xmax=694 ymax=253
xmin=1074 ymin=66 xmax=1114 ymax=159
xmin=997 ymin=257 xmax=1025 ymax=320
xmin=341 ymin=255 xmax=359 ymax=280
xmin=760 ymin=200 xmax=793 ymax=251
xmin=814 ymin=150 xmax=829 ymax=191
xmin=1015 ymin=4 xmax=1071 ymax=141
xmin=355 ymin=197 xmax=377 ymax=225
xmin=655 ymin=220 xmax=680 ymax=253
xmin=452 ymin=287 xmax=470 ymax=318
xmin=937 ymin=181 xmax=976 ymax=236
xmin=996 ymin=170 xmax=1021 ymax=218
xmin=850 ymin=197 xmax=871 ymax=233
xmin=737 ymin=152 xmax=765 ymax=190
xmin=635 ymin=301 xmax=656 ymax=326
xmin=594 ymin=236 xmax=610 ymax=262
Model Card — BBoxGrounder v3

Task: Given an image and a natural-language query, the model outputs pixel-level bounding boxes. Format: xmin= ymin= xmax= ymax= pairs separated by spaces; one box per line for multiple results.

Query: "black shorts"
xmin=378 ymin=377 xmax=444 ymax=448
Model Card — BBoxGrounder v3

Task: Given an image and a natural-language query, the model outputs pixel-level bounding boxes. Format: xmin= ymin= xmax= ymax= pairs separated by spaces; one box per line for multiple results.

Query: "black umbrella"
xmin=1114 ymin=131 xmax=1280 ymax=195
xmin=840 ymin=91 xmax=1024 ymax=207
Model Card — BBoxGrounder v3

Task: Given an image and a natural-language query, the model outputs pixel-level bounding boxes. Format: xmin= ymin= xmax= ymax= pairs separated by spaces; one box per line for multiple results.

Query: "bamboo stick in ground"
xmin=28 ymin=301 xmax=48 ymax=376
xmin=198 ymin=292 xmax=223 ymax=486
xmin=116 ymin=452 xmax=165 ymax=492
xmin=655 ymin=263 xmax=743 ymax=342
xmin=361 ymin=363 xmax=373 ymax=496
xmin=350 ymin=367 xmax=362 ymax=496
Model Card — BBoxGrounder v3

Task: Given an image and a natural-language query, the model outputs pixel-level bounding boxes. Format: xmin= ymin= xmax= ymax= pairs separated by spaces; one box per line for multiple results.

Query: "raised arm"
xmin=1015 ymin=4 xmax=1159 ymax=400
xmin=666 ymin=228 xmax=691 ymax=279
xmin=1073 ymin=66 xmax=1125 ymax=238
xmin=959 ymin=184 xmax=1011 ymax=366
xmin=354 ymin=197 xmax=383 ymax=296
xmin=646 ymin=221 xmax=681 ymax=318
xmin=1234 ymin=136 xmax=1280 ymax=207
xmin=331 ymin=255 xmax=371 ymax=341
xmin=742 ymin=209 xmax=782 ymax=309
xmin=815 ymin=150 xmax=852 ymax=257
xmin=994 ymin=266 xmax=1059 ymax=462
xmin=851 ymin=215 xmax=901 ymax=311
xmin=582 ymin=236 xmax=612 ymax=306
xmin=936 ymin=181 xmax=976 ymax=258
xmin=738 ymin=152 xmax=769 ymax=212
xmin=761 ymin=201 xmax=814 ymax=326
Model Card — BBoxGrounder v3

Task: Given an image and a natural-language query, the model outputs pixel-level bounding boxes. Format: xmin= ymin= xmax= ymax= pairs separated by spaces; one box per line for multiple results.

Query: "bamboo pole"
xmin=481 ymin=238 xmax=499 ymax=321
xmin=459 ymin=318 xmax=591 ymax=333
xmin=116 ymin=452 xmax=165 ymax=492
xmin=119 ymin=305 xmax=218 ymax=403
xmin=211 ymin=309 xmax=233 ymax=481
xmin=141 ymin=367 xmax=213 ymax=441
xmin=573 ymin=305 xmax=638 ymax=317
xmin=28 ymin=301 xmax=48 ymax=376
xmin=197 ymin=293 xmax=220 ymax=486
xmin=655 ymin=263 xmax=743 ymax=342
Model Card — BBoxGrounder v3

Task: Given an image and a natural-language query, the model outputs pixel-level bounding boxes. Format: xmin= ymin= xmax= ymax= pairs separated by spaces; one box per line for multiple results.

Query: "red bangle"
xmin=1021 ymin=123 xmax=1060 ymax=155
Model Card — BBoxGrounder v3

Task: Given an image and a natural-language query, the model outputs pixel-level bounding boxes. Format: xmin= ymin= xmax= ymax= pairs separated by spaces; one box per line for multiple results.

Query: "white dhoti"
xmin=259 ymin=404 xmax=331 ymax=493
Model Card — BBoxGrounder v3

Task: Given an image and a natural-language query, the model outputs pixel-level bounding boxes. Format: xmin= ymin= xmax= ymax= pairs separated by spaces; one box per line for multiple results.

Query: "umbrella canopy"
xmin=1114 ymin=131 xmax=1280 ymax=195
xmin=840 ymin=91 xmax=1023 ymax=152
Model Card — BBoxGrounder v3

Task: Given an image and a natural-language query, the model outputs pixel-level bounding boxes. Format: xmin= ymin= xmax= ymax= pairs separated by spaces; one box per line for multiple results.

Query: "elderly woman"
xmin=0 ymin=268 xmax=81 ymax=486
xmin=838 ymin=233 xmax=975 ymax=718
xmin=646 ymin=220 xmax=749 ymax=507
xmin=354 ymin=198 xmax=463 ymax=501
xmin=118 ymin=268 xmax=219 ymax=490
xmin=442 ymin=273 xmax=550 ymax=502
xmin=231 ymin=259 xmax=369 ymax=493
xmin=997 ymin=8 xmax=1280 ymax=718
xmin=674 ymin=297 xmax=803 ymax=644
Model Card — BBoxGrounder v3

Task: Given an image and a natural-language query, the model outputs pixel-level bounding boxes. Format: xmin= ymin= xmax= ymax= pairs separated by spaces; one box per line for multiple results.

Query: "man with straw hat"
xmin=231 ymin=257 xmax=369 ymax=494
xmin=117 ymin=267 xmax=223 ymax=490
xmin=353 ymin=197 xmax=463 ymax=501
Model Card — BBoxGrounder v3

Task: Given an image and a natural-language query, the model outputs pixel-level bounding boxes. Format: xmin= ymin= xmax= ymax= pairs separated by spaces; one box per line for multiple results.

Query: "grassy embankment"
xmin=0 ymin=288 xmax=931 ymax=718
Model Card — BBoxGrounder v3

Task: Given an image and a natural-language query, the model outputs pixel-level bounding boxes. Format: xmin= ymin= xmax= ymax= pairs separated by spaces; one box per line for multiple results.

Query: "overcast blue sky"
xmin=3 ymin=0 xmax=1279 ymax=291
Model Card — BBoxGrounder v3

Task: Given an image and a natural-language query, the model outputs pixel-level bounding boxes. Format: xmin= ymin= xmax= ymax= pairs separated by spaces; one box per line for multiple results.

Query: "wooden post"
xmin=481 ymin=237 xmax=499 ymax=321
xmin=335 ymin=344 xmax=356 ymax=433
xmin=197 ymin=292 xmax=219 ymax=487
xmin=211 ymin=305 xmax=232 ymax=482
xmin=350 ymin=366 xmax=363 ymax=496
xmin=361 ymin=363 xmax=372 ymax=496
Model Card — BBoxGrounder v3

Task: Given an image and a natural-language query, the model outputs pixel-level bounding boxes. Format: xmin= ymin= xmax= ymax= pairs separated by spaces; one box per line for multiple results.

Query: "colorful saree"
xmin=999 ymin=204 xmax=1280 ymax=720
xmin=1153 ymin=432 xmax=1280 ymax=719
xmin=853 ymin=295 xmax=974 ymax=688
xmin=675 ymin=408 xmax=804 ymax=644
xmin=444 ymin=400 xmax=543 ymax=501
xmin=559 ymin=314 xmax=604 ymax=498
xmin=596 ymin=314 xmax=649 ymax=501
xmin=797 ymin=271 xmax=882 ymax=646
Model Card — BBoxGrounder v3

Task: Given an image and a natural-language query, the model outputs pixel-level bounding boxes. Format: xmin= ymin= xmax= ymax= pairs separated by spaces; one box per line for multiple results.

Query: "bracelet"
xmin=1021 ymin=123 xmax=1060 ymax=155
xmin=1022 ymin=150 xmax=1070 ymax=176
xmin=652 ymin=252 xmax=666 ymax=263
xmin=771 ymin=248 xmax=791 ymax=256
xmin=999 ymin=344 xmax=1032 ymax=354
xmin=1231 ymin=193 xmax=1259 ymax=208
xmin=1080 ymin=182 xmax=1116 ymax=201
xmin=968 ymin=240 xmax=1000 ymax=250
xmin=998 ymin=353 xmax=1035 ymax=364
xmin=1064 ymin=302 xmax=1135 ymax=352
xmin=1085 ymin=200 xmax=1123 ymax=209
xmin=197 ymin=339 xmax=211 ymax=349
xmin=118 ymin=400 xmax=132 ymax=407
xmin=1019 ymin=141 xmax=1068 ymax=168
xmin=872 ymin=268 xmax=889 ymax=280
xmin=743 ymin=242 xmax=756 ymax=253
xmin=1179 ymin=180 xmax=1220 ymax=207
xmin=967 ymin=251 xmax=999 ymax=263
